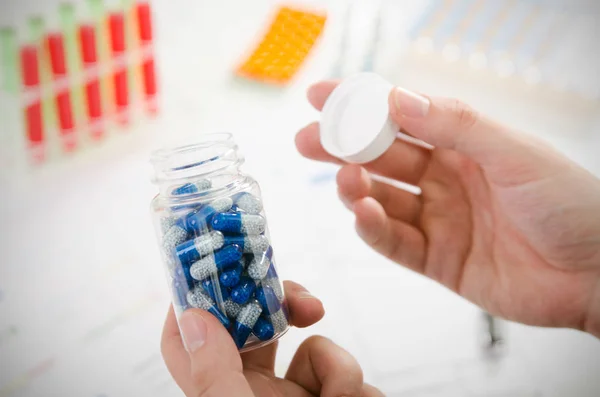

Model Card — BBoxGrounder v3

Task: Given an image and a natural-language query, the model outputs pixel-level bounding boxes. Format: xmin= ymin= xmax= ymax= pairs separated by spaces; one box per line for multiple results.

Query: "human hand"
xmin=162 ymin=280 xmax=384 ymax=396
xmin=295 ymin=81 xmax=600 ymax=338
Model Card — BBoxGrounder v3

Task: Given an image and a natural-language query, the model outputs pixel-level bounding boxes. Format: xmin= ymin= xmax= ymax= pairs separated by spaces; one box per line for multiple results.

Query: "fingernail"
xmin=393 ymin=87 xmax=430 ymax=118
xmin=180 ymin=311 xmax=207 ymax=352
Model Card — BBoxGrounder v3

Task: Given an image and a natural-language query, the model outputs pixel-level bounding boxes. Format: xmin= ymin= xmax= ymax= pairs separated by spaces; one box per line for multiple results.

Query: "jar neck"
xmin=150 ymin=133 xmax=246 ymax=199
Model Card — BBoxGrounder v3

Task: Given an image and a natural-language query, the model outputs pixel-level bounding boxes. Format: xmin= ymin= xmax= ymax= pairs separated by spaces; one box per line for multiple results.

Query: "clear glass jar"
xmin=150 ymin=133 xmax=289 ymax=351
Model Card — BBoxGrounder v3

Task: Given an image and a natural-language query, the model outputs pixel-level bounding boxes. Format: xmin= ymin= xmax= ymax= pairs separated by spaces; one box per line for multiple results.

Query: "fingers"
xmin=307 ymin=81 xmax=339 ymax=110
xmin=241 ymin=281 xmax=325 ymax=374
xmin=284 ymin=280 xmax=325 ymax=327
xmin=285 ymin=336 xmax=364 ymax=397
xmin=354 ymin=197 xmax=427 ymax=274
xmin=295 ymin=123 xmax=431 ymax=185
xmin=362 ymin=384 xmax=386 ymax=397
xmin=162 ymin=307 xmax=254 ymax=397
xmin=388 ymin=88 xmax=566 ymax=187
xmin=337 ymin=164 xmax=421 ymax=223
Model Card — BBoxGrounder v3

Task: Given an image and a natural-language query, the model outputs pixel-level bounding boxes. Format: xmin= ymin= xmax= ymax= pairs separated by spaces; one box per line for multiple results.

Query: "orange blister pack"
xmin=236 ymin=6 xmax=327 ymax=85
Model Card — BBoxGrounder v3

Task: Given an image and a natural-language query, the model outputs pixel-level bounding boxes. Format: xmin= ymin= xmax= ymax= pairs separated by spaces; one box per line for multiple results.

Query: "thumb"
xmin=180 ymin=309 xmax=254 ymax=396
xmin=388 ymin=87 xmax=568 ymax=187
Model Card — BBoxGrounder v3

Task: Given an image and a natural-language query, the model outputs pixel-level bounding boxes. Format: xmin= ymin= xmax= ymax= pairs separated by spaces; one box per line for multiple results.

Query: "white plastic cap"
xmin=320 ymin=73 xmax=398 ymax=164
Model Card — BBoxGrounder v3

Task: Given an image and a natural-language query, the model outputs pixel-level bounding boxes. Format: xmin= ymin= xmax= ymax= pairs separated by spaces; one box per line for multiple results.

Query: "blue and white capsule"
xmin=252 ymin=316 xmax=275 ymax=341
xmin=171 ymin=179 xmax=211 ymax=196
xmin=189 ymin=244 xmax=243 ymax=280
xmin=232 ymin=301 xmax=262 ymax=348
xmin=162 ymin=224 xmax=188 ymax=254
xmin=211 ymin=213 xmax=266 ymax=235
xmin=223 ymin=235 xmax=269 ymax=254
xmin=232 ymin=192 xmax=263 ymax=215
xmin=181 ymin=198 xmax=233 ymax=235
xmin=219 ymin=261 xmax=244 ymax=287
xmin=223 ymin=298 xmax=243 ymax=319
xmin=255 ymin=283 xmax=281 ymax=315
xmin=175 ymin=231 xmax=225 ymax=266
xmin=230 ymin=276 xmax=257 ymax=305
xmin=262 ymin=277 xmax=284 ymax=301
xmin=201 ymin=277 xmax=230 ymax=302
xmin=247 ymin=246 xmax=273 ymax=280
xmin=186 ymin=287 xmax=230 ymax=329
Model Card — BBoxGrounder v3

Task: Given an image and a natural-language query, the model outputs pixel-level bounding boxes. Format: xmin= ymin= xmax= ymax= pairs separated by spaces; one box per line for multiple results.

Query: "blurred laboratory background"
xmin=1 ymin=0 xmax=600 ymax=396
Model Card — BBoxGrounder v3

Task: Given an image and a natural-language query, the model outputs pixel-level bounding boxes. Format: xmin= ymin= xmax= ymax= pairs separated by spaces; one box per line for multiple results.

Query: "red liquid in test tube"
xmin=109 ymin=12 xmax=129 ymax=124
xmin=136 ymin=2 xmax=157 ymax=114
xmin=47 ymin=33 xmax=76 ymax=152
xmin=20 ymin=46 xmax=45 ymax=163
xmin=79 ymin=24 xmax=104 ymax=140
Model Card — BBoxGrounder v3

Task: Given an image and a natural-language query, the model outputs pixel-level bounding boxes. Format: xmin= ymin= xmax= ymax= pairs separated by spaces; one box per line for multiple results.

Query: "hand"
xmin=162 ymin=281 xmax=384 ymax=396
xmin=295 ymin=81 xmax=600 ymax=337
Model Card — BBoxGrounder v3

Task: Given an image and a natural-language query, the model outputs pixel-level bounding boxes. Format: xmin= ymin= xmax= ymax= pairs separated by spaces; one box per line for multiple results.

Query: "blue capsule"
xmin=255 ymin=283 xmax=281 ymax=315
xmin=211 ymin=212 xmax=265 ymax=235
xmin=201 ymin=277 xmax=230 ymax=302
xmin=223 ymin=235 xmax=269 ymax=254
xmin=231 ymin=301 xmax=262 ymax=348
xmin=230 ymin=276 xmax=256 ymax=305
xmin=190 ymin=244 xmax=243 ymax=280
xmin=252 ymin=316 xmax=275 ymax=341
xmin=175 ymin=231 xmax=225 ymax=266
xmin=179 ymin=198 xmax=233 ymax=235
xmin=219 ymin=261 xmax=244 ymax=287
xmin=171 ymin=179 xmax=211 ymax=196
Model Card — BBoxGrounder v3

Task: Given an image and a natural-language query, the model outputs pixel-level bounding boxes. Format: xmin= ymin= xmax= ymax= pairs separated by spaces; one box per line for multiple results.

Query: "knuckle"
xmin=450 ymin=98 xmax=479 ymax=130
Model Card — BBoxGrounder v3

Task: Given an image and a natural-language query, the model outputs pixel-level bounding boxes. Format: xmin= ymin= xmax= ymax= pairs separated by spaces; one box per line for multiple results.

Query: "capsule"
xmin=175 ymin=231 xmax=225 ymax=266
xmin=189 ymin=244 xmax=242 ymax=280
xmin=232 ymin=192 xmax=263 ymax=214
xmin=247 ymin=246 xmax=273 ymax=280
xmin=219 ymin=261 xmax=244 ymax=287
xmin=223 ymin=298 xmax=243 ymax=319
xmin=255 ymin=283 xmax=281 ymax=315
xmin=230 ymin=276 xmax=256 ymax=305
xmin=162 ymin=224 xmax=188 ymax=254
xmin=262 ymin=277 xmax=284 ymax=301
xmin=232 ymin=301 xmax=262 ymax=348
xmin=181 ymin=198 xmax=233 ymax=235
xmin=186 ymin=287 xmax=230 ymax=329
xmin=201 ymin=277 xmax=230 ymax=302
xmin=223 ymin=235 xmax=269 ymax=254
xmin=252 ymin=316 xmax=274 ymax=341
xmin=211 ymin=213 xmax=266 ymax=235
xmin=269 ymin=308 xmax=288 ymax=334
xmin=171 ymin=179 xmax=211 ymax=196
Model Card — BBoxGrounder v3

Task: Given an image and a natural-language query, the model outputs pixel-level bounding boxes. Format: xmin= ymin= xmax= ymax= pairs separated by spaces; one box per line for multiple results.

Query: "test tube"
xmin=136 ymin=1 xmax=157 ymax=113
xmin=79 ymin=24 xmax=104 ymax=139
xmin=108 ymin=11 xmax=129 ymax=124
xmin=46 ymin=31 xmax=76 ymax=152
xmin=19 ymin=45 xmax=45 ymax=163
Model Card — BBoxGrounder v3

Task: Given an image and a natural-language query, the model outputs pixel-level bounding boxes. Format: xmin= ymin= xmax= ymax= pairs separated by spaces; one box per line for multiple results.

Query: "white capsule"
xmin=241 ymin=215 xmax=266 ymax=235
xmin=234 ymin=192 xmax=263 ymax=214
xmin=224 ymin=299 xmax=243 ymax=318
xmin=269 ymin=309 xmax=288 ymax=334
xmin=187 ymin=287 xmax=213 ymax=311
xmin=236 ymin=301 xmax=262 ymax=328
xmin=189 ymin=256 xmax=218 ymax=281
xmin=194 ymin=231 xmax=225 ymax=257
xmin=211 ymin=197 xmax=233 ymax=213
xmin=163 ymin=225 xmax=187 ymax=253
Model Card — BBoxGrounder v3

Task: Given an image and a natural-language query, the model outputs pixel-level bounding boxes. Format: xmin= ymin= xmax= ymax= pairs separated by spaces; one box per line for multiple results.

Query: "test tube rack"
xmin=0 ymin=0 xmax=158 ymax=175
xmin=399 ymin=0 xmax=600 ymax=103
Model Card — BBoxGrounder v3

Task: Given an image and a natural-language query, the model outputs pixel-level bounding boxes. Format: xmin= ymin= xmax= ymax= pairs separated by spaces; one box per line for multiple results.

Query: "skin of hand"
xmin=295 ymin=81 xmax=600 ymax=338
xmin=161 ymin=281 xmax=385 ymax=397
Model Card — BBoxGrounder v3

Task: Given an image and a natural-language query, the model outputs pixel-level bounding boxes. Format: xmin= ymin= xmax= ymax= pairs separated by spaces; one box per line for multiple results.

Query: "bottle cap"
xmin=320 ymin=73 xmax=398 ymax=164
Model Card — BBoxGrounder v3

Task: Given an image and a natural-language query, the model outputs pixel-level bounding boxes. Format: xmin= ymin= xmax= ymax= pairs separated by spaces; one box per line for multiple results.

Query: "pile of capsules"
xmin=160 ymin=180 xmax=288 ymax=349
